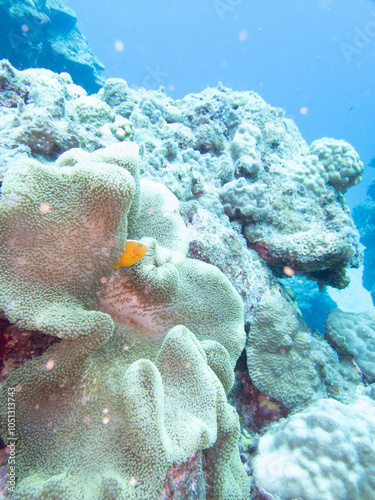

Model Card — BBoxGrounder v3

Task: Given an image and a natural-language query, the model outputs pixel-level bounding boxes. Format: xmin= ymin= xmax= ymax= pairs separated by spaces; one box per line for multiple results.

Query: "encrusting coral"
xmin=0 ymin=142 xmax=249 ymax=499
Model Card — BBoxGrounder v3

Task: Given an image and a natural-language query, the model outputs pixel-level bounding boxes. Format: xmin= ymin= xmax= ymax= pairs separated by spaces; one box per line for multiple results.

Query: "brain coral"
xmin=246 ymin=288 xmax=342 ymax=411
xmin=0 ymin=143 xmax=249 ymax=499
xmin=326 ymin=308 xmax=375 ymax=379
xmin=253 ymin=397 xmax=375 ymax=500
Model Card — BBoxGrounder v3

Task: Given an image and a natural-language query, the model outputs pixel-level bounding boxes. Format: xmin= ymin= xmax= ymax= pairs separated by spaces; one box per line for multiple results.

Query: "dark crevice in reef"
xmin=0 ymin=318 xmax=60 ymax=385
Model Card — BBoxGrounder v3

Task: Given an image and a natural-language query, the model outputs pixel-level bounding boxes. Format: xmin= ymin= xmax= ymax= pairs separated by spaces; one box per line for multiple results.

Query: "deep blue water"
xmin=67 ymin=0 xmax=375 ymax=208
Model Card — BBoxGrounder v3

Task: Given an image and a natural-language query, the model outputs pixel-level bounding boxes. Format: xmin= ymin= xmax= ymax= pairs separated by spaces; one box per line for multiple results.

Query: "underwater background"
xmin=67 ymin=0 xmax=375 ymax=205
xmin=0 ymin=0 xmax=375 ymax=499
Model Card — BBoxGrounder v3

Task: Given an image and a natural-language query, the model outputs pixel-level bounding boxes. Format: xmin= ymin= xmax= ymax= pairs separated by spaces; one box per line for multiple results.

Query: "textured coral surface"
xmin=254 ymin=397 xmax=375 ymax=500
xmin=0 ymin=142 xmax=248 ymax=499
xmin=0 ymin=61 xmax=362 ymax=288
xmin=0 ymin=1 xmax=104 ymax=93
xmin=0 ymin=60 xmax=371 ymax=500
xmin=326 ymin=308 xmax=375 ymax=378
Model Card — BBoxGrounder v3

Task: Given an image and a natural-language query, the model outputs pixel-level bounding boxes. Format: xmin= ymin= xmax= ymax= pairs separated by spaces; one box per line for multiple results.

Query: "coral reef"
xmin=0 ymin=0 xmax=104 ymax=93
xmin=0 ymin=143 xmax=249 ymax=499
xmin=230 ymin=122 xmax=262 ymax=178
xmin=253 ymin=396 xmax=375 ymax=500
xmin=0 ymin=149 xmax=135 ymax=337
xmin=0 ymin=319 xmax=59 ymax=385
xmin=179 ymin=200 xmax=272 ymax=329
xmin=160 ymin=451 xmax=205 ymax=499
xmin=246 ymin=288 xmax=343 ymax=412
xmin=286 ymin=139 xmax=363 ymax=198
xmin=326 ymin=308 xmax=375 ymax=379
xmin=231 ymin=369 xmax=289 ymax=433
xmin=310 ymin=138 xmax=364 ymax=193
xmin=279 ymin=275 xmax=337 ymax=334
xmin=0 ymin=59 xmax=370 ymax=499
xmin=101 ymin=82 xmax=362 ymax=289
xmin=0 ymin=62 xmax=363 ymax=288
xmin=219 ymin=178 xmax=268 ymax=220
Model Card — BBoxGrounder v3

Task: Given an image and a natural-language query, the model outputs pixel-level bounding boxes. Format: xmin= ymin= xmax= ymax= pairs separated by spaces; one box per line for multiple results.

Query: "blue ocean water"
xmin=67 ymin=0 xmax=375 ymax=208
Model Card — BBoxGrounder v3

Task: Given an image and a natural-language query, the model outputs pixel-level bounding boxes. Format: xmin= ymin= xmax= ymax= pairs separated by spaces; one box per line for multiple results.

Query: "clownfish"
xmin=113 ymin=240 xmax=148 ymax=269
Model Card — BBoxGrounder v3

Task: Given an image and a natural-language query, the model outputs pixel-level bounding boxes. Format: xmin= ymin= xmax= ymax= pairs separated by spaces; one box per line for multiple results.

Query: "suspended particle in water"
xmin=114 ymin=40 xmax=124 ymax=52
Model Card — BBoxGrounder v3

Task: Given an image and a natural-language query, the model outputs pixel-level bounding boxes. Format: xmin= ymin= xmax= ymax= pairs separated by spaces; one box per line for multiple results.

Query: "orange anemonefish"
xmin=113 ymin=240 xmax=148 ymax=269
